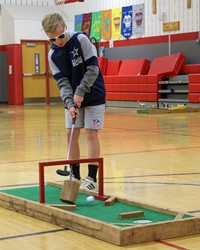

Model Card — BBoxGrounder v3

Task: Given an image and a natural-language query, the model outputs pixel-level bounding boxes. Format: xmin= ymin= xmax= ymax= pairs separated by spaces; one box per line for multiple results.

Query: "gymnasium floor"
xmin=0 ymin=103 xmax=200 ymax=249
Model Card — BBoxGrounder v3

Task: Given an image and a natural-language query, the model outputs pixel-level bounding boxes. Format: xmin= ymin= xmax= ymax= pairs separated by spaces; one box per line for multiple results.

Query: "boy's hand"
xmin=69 ymin=104 xmax=79 ymax=121
xmin=73 ymin=95 xmax=83 ymax=109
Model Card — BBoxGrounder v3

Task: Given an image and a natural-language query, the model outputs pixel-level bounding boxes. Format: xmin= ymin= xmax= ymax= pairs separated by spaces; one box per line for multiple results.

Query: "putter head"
xmin=56 ymin=169 xmax=70 ymax=176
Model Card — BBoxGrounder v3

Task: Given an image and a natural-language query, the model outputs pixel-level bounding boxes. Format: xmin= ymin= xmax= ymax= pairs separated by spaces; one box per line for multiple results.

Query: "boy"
xmin=42 ymin=13 xmax=106 ymax=191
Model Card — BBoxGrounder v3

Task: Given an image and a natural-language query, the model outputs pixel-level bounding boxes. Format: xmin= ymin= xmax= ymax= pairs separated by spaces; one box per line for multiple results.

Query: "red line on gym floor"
xmin=156 ymin=240 xmax=189 ymax=250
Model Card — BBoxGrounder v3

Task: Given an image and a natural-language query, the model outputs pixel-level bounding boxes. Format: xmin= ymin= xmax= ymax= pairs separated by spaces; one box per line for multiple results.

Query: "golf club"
xmin=56 ymin=106 xmax=77 ymax=176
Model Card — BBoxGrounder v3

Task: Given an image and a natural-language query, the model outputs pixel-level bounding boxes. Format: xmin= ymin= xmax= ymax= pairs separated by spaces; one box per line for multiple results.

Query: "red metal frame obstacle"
xmin=39 ymin=157 xmax=106 ymax=203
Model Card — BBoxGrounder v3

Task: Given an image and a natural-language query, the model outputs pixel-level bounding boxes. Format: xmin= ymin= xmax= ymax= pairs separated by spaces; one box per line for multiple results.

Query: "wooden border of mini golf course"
xmin=0 ymin=184 xmax=200 ymax=246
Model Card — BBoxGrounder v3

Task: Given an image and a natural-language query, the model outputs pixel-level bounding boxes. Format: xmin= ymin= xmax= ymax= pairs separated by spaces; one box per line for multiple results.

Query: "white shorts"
xmin=65 ymin=104 xmax=105 ymax=130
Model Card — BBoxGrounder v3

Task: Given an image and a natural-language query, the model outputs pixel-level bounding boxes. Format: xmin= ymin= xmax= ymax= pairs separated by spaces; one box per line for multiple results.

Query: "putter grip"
xmin=72 ymin=117 xmax=76 ymax=124
xmin=72 ymin=104 xmax=78 ymax=124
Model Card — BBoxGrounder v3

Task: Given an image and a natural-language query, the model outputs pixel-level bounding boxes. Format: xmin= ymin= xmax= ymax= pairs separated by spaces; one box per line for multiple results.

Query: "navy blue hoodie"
xmin=48 ymin=31 xmax=106 ymax=109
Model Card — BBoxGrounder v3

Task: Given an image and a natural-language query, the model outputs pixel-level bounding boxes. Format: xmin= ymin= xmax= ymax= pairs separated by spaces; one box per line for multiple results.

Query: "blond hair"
xmin=42 ymin=13 xmax=66 ymax=33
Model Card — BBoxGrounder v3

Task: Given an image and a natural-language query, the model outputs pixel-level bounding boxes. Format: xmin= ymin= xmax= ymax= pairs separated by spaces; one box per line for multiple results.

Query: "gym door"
xmin=22 ymin=41 xmax=47 ymax=103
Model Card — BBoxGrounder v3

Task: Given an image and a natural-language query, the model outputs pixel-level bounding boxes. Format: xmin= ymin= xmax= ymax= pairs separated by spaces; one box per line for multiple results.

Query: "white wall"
xmin=1 ymin=4 xmax=57 ymax=44
xmin=1 ymin=5 xmax=15 ymax=44
xmin=0 ymin=0 xmax=199 ymax=45
xmin=62 ymin=0 xmax=200 ymax=36
xmin=0 ymin=0 xmax=53 ymax=6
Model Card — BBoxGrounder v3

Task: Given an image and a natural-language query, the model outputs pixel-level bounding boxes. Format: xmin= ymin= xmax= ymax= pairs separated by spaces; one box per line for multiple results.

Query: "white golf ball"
xmin=86 ymin=196 xmax=95 ymax=203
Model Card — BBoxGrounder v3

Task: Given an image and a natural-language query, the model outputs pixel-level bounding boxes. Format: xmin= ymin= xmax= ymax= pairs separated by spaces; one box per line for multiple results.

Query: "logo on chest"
xmin=71 ymin=47 xmax=83 ymax=67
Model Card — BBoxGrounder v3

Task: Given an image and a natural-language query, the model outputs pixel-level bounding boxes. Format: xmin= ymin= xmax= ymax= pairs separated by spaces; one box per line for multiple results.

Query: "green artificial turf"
xmin=1 ymin=185 xmax=192 ymax=227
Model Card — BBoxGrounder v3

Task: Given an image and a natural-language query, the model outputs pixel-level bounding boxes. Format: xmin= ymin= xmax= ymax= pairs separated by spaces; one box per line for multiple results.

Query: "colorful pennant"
xmin=102 ymin=9 xmax=111 ymax=41
xmin=121 ymin=5 xmax=133 ymax=39
xmin=90 ymin=11 xmax=102 ymax=42
xmin=111 ymin=7 xmax=122 ymax=40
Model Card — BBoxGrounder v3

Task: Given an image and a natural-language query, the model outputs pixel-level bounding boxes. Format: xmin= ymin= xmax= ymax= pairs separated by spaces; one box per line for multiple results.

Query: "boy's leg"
xmin=80 ymin=104 xmax=105 ymax=190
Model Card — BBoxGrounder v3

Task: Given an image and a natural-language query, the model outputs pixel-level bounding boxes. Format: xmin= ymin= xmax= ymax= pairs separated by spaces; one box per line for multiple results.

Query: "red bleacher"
xmin=117 ymin=59 xmax=150 ymax=75
xmin=98 ymin=57 xmax=107 ymax=76
xmin=188 ymin=74 xmax=200 ymax=103
xmin=181 ymin=64 xmax=200 ymax=74
xmin=99 ymin=52 xmax=186 ymax=102
xmin=148 ymin=52 xmax=186 ymax=78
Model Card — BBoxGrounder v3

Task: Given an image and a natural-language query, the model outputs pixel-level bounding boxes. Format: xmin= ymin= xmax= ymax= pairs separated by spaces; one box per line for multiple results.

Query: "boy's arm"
xmin=57 ymin=78 xmax=74 ymax=110
xmin=75 ymin=34 xmax=99 ymax=98
xmin=48 ymin=53 xmax=74 ymax=109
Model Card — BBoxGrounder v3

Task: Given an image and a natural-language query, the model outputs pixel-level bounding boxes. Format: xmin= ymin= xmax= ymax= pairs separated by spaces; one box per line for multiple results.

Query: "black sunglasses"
xmin=49 ymin=31 xmax=66 ymax=43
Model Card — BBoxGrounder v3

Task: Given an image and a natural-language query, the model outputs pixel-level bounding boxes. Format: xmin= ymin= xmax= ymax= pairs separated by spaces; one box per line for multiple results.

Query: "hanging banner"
xmin=133 ymin=4 xmax=145 ymax=37
xmin=102 ymin=9 xmax=111 ymax=41
xmin=90 ymin=11 xmax=102 ymax=42
xmin=74 ymin=14 xmax=83 ymax=31
xmin=121 ymin=5 xmax=133 ymax=39
xmin=81 ymin=13 xmax=92 ymax=37
xmin=111 ymin=7 xmax=122 ymax=40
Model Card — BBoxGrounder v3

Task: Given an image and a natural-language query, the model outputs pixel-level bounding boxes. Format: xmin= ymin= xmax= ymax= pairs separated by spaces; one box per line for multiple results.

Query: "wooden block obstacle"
xmin=50 ymin=204 xmax=76 ymax=210
xmin=60 ymin=180 xmax=80 ymax=204
xmin=104 ymin=196 xmax=116 ymax=206
xmin=175 ymin=213 xmax=184 ymax=220
xmin=118 ymin=211 xmax=144 ymax=219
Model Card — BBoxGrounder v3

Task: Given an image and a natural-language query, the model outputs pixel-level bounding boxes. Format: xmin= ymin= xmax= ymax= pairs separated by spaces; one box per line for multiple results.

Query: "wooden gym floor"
xmin=0 ymin=103 xmax=200 ymax=250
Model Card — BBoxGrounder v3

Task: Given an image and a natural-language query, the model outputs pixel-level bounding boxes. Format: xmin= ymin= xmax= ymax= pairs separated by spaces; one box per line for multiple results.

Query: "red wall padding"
xmin=6 ymin=45 xmax=23 ymax=105
xmin=98 ymin=32 xmax=198 ymax=48
xmin=0 ymin=46 xmax=6 ymax=51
